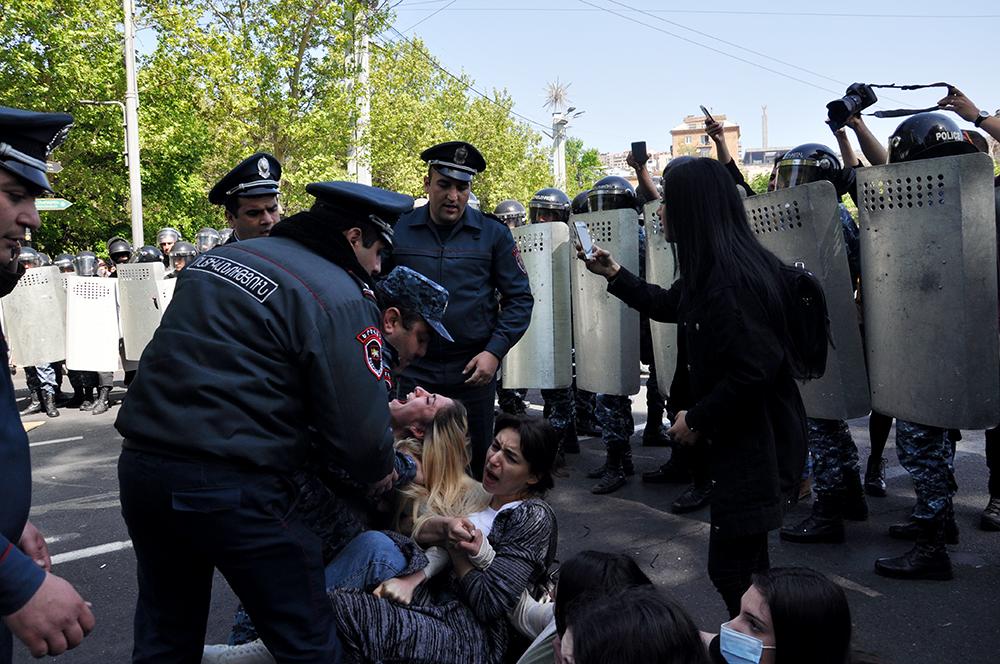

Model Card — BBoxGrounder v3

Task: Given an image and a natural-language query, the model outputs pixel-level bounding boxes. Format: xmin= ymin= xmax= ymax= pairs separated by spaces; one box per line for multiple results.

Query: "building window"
xmin=684 ymin=136 xmax=692 ymax=144
xmin=700 ymin=135 xmax=710 ymax=145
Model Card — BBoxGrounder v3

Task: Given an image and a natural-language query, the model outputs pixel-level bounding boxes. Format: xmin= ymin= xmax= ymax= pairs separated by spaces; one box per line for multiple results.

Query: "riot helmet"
xmin=528 ymin=188 xmax=571 ymax=223
xmin=587 ymin=176 xmax=637 ymax=212
xmin=133 ymin=245 xmax=164 ymax=264
xmin=16 ymin=246 xmax=41 ymax=269
xmin=54 ymin=253 xmax=76 ymax=273
xmin=467 ymin=191 xmax=481 ymax=211
xmin=493 ymin=199 xmax=526 ymax=228
xmin=218 ymin=228 xmax=233 ymax=244
xmin=195 ymin=227 xmax=222 ymax=253
xmin=887 ymin=112 xmax=979 ymax=163
xmin=169 ymin=241 xmax=198 ymax=272
xmin=37 ymin=252 xmax=53 ymax=267
xmin=774 ymin=144 xmax=842 ymax=191
xmin=571 ymin=190 xmax=590 ymax=214
xmin=157 ymin=227 xmax=181 ymax=254
xmin=74 ymin=251 xmax=98 ymax=277
xmin=108 ymin=236 xmax=133 ymax=264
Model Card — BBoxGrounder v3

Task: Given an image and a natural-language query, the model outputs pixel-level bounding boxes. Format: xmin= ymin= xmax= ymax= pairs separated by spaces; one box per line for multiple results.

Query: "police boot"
xmin=18 ymin=390 xmax=43 ymax=416
xmin=587 ymin=449 xmax=634 ymax=479
xmin=60 ymin=387 xmax=85 ymax=408
xmin=591 ymin=449 xmax=628 ymax=495
xmin=889 ymin=508 xmax=960 ymax=545
xmin=641 ymin=405 xmax=670 ymax=447
xmin=864 ymin=455 xmax=887 ymax=497
xmin=90 ymin=387 xmax=112 ymax=415
xmin=875 ymin=517 xmax=953 ymax=580
xmin=843 ymin=467 xmax=869 ymax=521
xmin=670 ymin=481 xmax=714 ymax=514
xmin=79 ymin=387 xmax=96 ymax=411
xmin=780 ymin=492 xmax=846 ymax=543
xmin=42 ymin=391 xmax=59 ymax=418
xmin=980 ymin=497 xmax=1000 ymax=531
xmin=561 ymin=420 xmax=580 ymax=454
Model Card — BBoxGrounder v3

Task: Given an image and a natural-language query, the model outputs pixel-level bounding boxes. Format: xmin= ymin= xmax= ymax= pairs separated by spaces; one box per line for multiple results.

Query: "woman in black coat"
xmin=580 ymin=157 xmax=807 ymax=616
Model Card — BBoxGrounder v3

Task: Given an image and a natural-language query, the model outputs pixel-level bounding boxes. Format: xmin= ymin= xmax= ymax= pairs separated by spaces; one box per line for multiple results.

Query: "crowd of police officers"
xmin=2 ymin=81 xmax=1000 ymax=661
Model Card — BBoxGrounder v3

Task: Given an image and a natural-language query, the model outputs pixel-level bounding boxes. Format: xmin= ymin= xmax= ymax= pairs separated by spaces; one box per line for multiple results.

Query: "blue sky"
xmin=388 ymin=0 xmax=998 ymax=155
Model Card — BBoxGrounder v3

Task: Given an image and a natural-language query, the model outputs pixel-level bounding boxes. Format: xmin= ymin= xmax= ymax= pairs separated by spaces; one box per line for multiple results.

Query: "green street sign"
xmin=35 ymin=198 xmax=73 ymax=211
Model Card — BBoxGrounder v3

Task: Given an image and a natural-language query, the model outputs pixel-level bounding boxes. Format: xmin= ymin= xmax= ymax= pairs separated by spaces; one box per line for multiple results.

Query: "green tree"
xmin=564 ymin=137 xmax=603 ymax=194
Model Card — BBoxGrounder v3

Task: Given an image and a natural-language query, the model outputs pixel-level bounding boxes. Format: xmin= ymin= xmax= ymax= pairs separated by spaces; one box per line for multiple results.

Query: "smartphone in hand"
xmin=574 ymin=221 xmax=594 ymax=259
xmin=631 ymin=141 xmax=648 ymax=165
xmin=700 ymin=105 xmax=715 ymax=123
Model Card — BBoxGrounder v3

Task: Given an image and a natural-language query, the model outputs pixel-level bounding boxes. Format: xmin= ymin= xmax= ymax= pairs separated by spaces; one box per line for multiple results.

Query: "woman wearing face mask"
xmin=704 ymin=566 xmax=866 ymax=664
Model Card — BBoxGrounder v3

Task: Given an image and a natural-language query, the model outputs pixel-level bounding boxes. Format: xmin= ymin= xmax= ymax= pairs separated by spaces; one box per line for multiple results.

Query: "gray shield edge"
xmin=502 ymin=223 xmax=573 ymax=389
xmin=744 ymin=181 xmax=871 ymax=420
xmin=3 ymin=266 xmax=67 ymax=365
xmin=65 ymin=275 xmax=120 ymax=372
xmin=858 ymin=152 xmax=999 ymax=429
xmin=157 ymin=278 xmax=176 ymax=312
xmin=571 ymin=208 xmax=641 ymax=395
xmin=644 ymin=201 xmax=679 ymax=396
xmin=118 ymin=263 xmax=166 ymax=361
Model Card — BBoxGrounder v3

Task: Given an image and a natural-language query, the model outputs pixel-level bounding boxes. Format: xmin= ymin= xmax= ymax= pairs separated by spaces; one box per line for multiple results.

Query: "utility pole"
xmin=551 ymin=111 xmax=568 ymax=191
xmin=346 ymin=1 xmax=373 ymax=186
xmin=123 ymin=0 xmax=144 ymax=247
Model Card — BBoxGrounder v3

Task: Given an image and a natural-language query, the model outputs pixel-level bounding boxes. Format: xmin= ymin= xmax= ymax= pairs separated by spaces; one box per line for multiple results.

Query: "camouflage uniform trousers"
xmin=496 ymin=384 xmax=527 ymax=415
xmin=807 ymin=417 xmax=861 ymax=496
xmin=541 ymin=387 xmax=575 ymax=438
xmin=596 ymin=393 xmax=634 ymax=455
xmin=896 ymin=419 xmax=954 ymax=521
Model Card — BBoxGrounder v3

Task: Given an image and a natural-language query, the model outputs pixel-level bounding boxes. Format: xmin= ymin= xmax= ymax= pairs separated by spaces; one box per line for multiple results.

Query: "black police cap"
xmin=0 ymin=106 xmax=74 ymax=193
xmin=306 ymin=181 xmax=414 ymax=248
xmin=420 ymin=141 xmax=486 ymax=183
xmin=208 ymin=152 xmax=282 ymax=205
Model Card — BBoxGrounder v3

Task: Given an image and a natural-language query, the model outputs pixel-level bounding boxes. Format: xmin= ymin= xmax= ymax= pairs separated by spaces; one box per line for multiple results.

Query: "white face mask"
xmin=720 ymin=621 xmax=776 ymax=664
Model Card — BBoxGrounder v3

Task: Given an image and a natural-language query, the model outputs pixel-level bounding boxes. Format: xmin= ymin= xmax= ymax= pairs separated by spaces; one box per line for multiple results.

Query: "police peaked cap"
xmin=306 ymin=181 xmax=414 ymax=249
xmin=0 ymin=106 xmax=74 ymax=193
xmin=420 ymin=141 xmax=487 ymax=182
xmin=208 ymin=152 xmax=282 ymax=205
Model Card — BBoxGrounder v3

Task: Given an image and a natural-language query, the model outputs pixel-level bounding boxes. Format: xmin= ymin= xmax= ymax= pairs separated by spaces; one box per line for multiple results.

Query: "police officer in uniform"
xmin=156 ymin=227 xmax=180 ymax=265
xmin=209 ymin=152 xmax=282 ymax=244
xmin=0 ymin=106 xmax=94 ymax=662
xmin=13 ymin=248 xmax=60 ymax=418
xmin=492 ymin=199 xmax=530 ymax=416
xmin=164 ymin=240 xmax=197 ymax=277
xmin=195 ymin=227 xmax=222 ymax=254
xmin=108 ymin=235 xmax=132 ymax=270
xmin=390 ymin=141 xmax=534 ymax=479
xmin=115 ymin=180 xmax=411 ymax=662
xmin=569 ymin=190 xmax=602 ymax=437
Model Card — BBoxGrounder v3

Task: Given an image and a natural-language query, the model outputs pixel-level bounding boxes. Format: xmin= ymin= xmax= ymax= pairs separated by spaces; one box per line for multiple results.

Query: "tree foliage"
xmin=564 ymin=137 xmax=604 ymax=194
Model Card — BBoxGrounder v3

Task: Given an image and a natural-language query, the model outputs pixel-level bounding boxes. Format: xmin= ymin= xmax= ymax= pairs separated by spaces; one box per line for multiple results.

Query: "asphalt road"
xmin=11 ymin=376 xmax=1000 ymax=663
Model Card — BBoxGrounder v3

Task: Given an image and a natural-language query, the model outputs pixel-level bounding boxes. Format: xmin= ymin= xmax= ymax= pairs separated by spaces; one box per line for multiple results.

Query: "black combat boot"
xmin=875 ymin=517 xmax=953 ymax=580
xmin=587 ymin=450 xmax=634 ymax=479
xmin=79 ymin=387 xmax=96 ymax=411
xmin=843 ymin=467 xmax=869 ymax=521
xmin=19 ymin=390 xmax=43 ymax=416
xmin=90 ymin=386 xmax=112 ymax=415
xmin=980 ymin=497 xmax=1000 ymax=531
xmin=42 ymin=391 xmax=59 ymax=418
xmin=561 ymin=420 xmax=580 ymax=454
xmin=60 ymin=387 xmax=85 ymax=408
xmin=641 ymin=456 xmax=691 ymax=484
xmin=591 ymin=448 xmax=627 ymax=495
xmin=864 ymin=455 xmax=887 ymax=497
xmin=670 ymin=481 xmax=714 ymax=514
xmin=889 ymin=504 xmax=959 ymax=545
xmin=641 ymin=404 xmax=669 ymax=447
xmin=780 ymin=492 xmax=846 ymax=543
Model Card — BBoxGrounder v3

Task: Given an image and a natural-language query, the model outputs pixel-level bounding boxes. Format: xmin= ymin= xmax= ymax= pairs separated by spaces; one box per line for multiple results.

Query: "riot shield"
xmin=65 ymin=276 xmax=120 ymax=372
xmin=157 ymin=278 xmax=176 ymax=312
xmin=118 ymin=263 xmax=165 ymax=361
xmin=643 ymin=201 xmax=679 ymax=397
xmin=744 ymin=181 xmax=871 ymax=420
xmin=571 ymin=208 xmax=641 ymax=395
xmin=502 ymin=222 xmax=573 ymax=389
xmin=858 ymin=152 xmax=999 ymax=429
xmin=2 ymin=266 xmax=66 ymax=365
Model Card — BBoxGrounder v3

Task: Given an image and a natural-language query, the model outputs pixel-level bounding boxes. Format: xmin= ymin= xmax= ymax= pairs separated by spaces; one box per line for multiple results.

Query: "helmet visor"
xmin=74 ymin=255 xmax=97 ymax=276
xmin=587 ymin=191 xmax=632 ymax=211
xmin=774 ymin=159 xmax=822 ymax=190
xmin=529 ymin=207 xmax=569 ymax=223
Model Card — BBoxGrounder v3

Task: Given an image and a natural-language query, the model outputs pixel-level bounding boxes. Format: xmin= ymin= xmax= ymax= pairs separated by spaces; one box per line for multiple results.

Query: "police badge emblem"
xmin=356 ymin=326 xmax=384 ymax=379
xmin=257 ymin=156 xmax=271 ymax=179
xmin=454 ymin=146 xmax=468 ymax=165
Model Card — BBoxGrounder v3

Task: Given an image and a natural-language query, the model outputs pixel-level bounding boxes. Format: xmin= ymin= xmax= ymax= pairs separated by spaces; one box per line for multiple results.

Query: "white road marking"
xmin=43 ymin=533 xmax=82 ymax=545
xmin=30 ymin=436 xmax=84 ymax=448
xmin=51 ymin=540 xmax=133 ymax=565
xmin=828 ymin=573 xmax=883 ymax=598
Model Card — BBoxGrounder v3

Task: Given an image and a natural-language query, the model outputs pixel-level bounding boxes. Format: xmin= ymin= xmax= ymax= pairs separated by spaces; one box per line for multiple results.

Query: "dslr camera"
xmin=826 ymin=83 xmax=878 ymax=131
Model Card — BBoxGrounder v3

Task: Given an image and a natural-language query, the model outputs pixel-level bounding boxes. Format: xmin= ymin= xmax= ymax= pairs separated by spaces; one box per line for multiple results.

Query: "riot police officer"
xmin=14 ymin=248 xmax=60 ymax=418
xmin=132 ymin=245 xmax=164 ymax=264
xmin=108 ymin=236 xmax=132 ymax=267
xmin=493 ymin=199 xmax=530 ymax=417
xmin=195 ymin=227 xmax=222 ymax=254
xmin=156 ymin=227 xmax=180 ymax=261
xmin=389 ymin=141 xmax=534 ymax=479
xmin=166 ymin=241 xmax=197 ymax=276
xmin=208 ymin=152 xmax=282 ymax=243
xmin=493 ymin=199 xmax=526 ymax=230
xmin=116 ymin=180 xmax=411 ymax=662
xmin=72 ymin=251 xmax=115 ymax=415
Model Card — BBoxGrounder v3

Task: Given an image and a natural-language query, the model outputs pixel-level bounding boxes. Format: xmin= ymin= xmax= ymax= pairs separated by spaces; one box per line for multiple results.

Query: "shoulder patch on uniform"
xmin=356 ymin=326 xmax=384 ymax=380
xmin=512 ymin=244 xmax=527 ymax=274
xmin=187 ymin=254 xmax=278 ymax=303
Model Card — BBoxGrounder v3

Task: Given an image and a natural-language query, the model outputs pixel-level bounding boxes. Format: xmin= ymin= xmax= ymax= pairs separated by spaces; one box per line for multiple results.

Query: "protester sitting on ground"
xmin=329 ymin=414 xmax=559 ymax=664
xmin=701 ymin=566 xmax=881 ymax=664
xmin=561 ymin=586 xmax=710 ymax=664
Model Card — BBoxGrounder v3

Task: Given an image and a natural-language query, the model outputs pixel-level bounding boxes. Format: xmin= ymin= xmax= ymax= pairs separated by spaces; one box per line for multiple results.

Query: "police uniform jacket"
xmin=608 ymin=266 xmax=807 ymax=537
xmin=0 ymin=334 xmax=46 ymax=616
xmin=391 ymin=205 xmax=533 ymax=385
xmin=116 ymin=236 xmax=395 ymax=483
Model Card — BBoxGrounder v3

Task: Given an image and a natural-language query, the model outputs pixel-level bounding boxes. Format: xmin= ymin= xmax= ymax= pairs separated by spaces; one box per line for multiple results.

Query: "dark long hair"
xmin=493 ymin=413 xmax=559 ymax=495
xmin=553 ymin=550 xmax=652 ymax=636
xmin=569 ymin=586 xmax=711 ymax=664
xmin=753 ymin=567 xmax=852 ymax=664
xmin=662 ymin=158 xmax=790 ymax=343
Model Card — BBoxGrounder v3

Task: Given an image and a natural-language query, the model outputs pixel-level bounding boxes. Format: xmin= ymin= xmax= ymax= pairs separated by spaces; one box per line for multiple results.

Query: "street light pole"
xmin=122 ymin=0 xmax=144 ymax=248
xmin=551 ymin=111 xmax=568 ymax=191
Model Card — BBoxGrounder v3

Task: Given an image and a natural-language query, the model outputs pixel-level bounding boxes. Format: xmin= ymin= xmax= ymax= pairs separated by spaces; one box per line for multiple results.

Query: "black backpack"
xmin=780 ymin=263 xmax=833 ymax=380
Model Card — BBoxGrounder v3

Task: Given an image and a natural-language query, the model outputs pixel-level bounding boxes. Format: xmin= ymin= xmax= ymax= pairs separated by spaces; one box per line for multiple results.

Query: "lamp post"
xmin=551 ymin=106 xmax=584 ymax=191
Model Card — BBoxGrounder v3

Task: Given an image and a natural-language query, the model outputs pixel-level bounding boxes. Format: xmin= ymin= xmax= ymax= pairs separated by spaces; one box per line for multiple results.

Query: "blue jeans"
xmin=324 ymin=531 xmax=407 ymax=591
